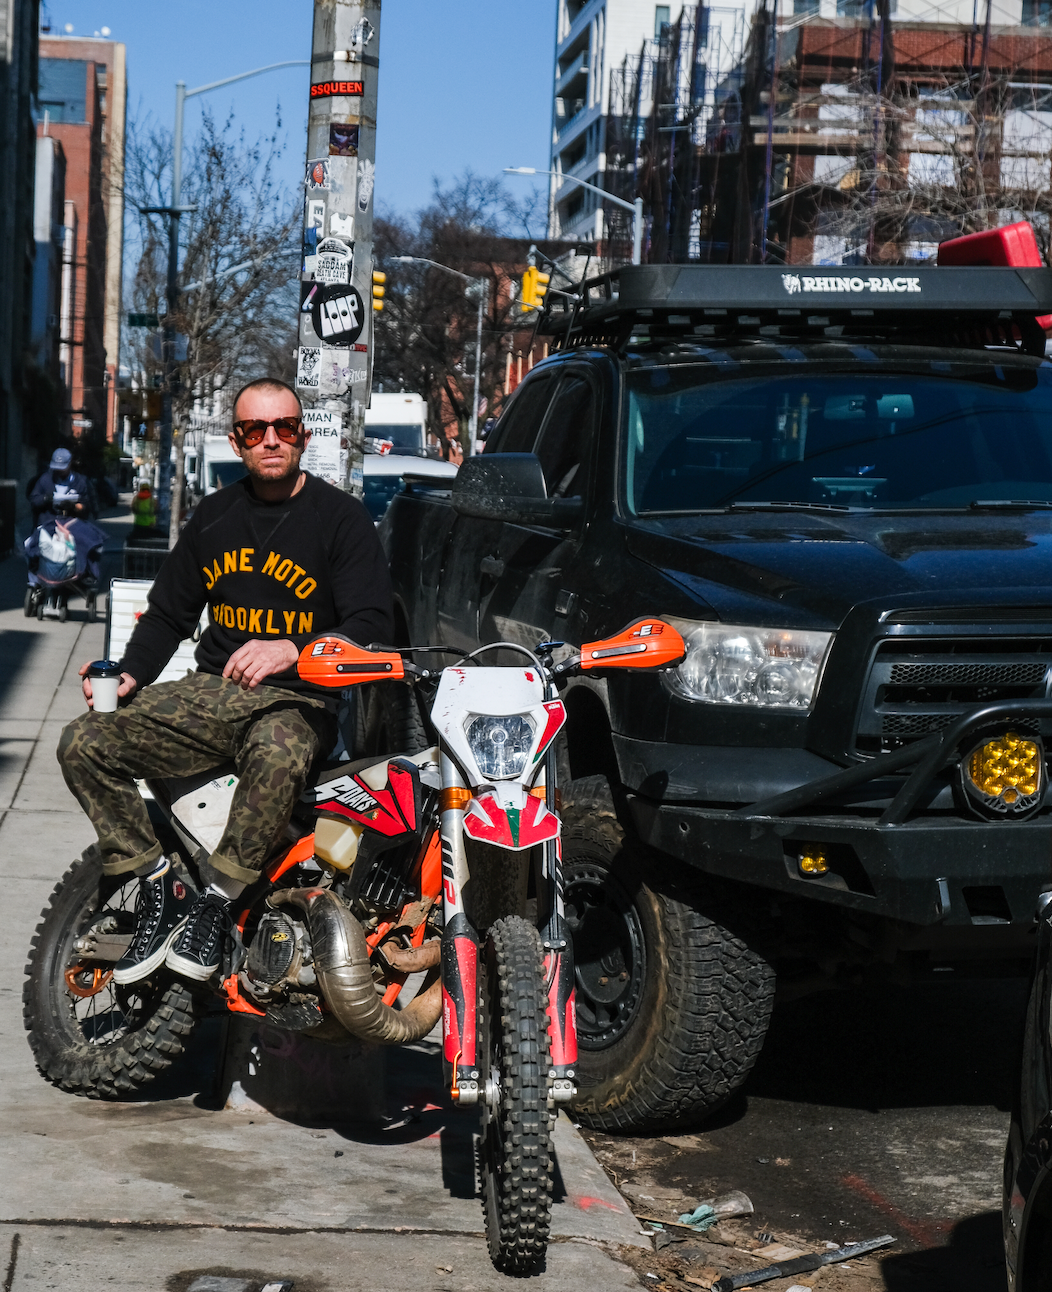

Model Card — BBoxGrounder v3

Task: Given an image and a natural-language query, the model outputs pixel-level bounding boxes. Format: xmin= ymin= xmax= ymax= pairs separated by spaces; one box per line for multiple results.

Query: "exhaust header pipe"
xmin=270 ymin=887 xmax=441 ymax=1046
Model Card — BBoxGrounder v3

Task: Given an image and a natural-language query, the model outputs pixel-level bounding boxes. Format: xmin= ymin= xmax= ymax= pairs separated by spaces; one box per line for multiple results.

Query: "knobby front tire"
xmin=479 ymin=915 xmax=555 ymax=1274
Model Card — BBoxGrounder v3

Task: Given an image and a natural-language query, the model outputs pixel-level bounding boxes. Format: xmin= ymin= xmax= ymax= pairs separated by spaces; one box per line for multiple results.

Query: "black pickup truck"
xmin=378 ymin=263 xmax=1052 ymax=1132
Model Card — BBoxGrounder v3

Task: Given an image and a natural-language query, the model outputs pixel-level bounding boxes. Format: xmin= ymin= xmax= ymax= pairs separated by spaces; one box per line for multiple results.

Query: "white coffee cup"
xmin=87 ymin=660 xmax=122 ymax=713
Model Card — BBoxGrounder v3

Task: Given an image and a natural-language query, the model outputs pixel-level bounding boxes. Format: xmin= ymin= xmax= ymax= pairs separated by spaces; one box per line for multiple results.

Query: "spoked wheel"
xmin=479 ymin=915 xmax=554 ymax=1274
xmin=22 ymin=848 xmax=202 ymax=1099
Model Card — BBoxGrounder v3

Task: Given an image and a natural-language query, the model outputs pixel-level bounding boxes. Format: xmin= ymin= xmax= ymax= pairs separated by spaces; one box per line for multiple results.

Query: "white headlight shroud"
xmin=430 ymin=666 xmax=567 ymax=786
xmin=665 ymin=619 xmax=834 ymax=711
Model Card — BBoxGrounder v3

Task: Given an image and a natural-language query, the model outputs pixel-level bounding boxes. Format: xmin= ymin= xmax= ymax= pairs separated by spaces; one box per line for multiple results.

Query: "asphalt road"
xmin=582 ymin=975 xmax=1030 ymax=1292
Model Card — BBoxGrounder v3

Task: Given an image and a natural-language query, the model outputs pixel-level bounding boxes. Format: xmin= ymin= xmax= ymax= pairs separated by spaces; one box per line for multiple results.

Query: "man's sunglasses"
xmin=233 ymin=417 xmax=303 ymax=448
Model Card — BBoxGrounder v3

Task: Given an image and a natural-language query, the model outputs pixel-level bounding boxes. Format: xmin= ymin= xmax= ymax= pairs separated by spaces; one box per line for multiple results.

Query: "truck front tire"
xmin=562 ymin=776 xmax=776 ymax=1132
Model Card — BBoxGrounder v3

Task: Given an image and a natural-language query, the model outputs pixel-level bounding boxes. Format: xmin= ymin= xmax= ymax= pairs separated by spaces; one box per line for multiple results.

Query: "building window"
xmin=1022 ymin=0 xmax=1052 ymax=24
xmin=794 ymin=0 xmax=819 ymax=12
xmin=655 ymin=5 xmax=670 ymax=35
xmin=38 ymin=58 xmax=88 ymax=123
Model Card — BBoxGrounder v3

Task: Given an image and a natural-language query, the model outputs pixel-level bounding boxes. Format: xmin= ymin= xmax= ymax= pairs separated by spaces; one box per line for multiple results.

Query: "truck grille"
xmin=855 ymin=636 xmax=1052 ymax=753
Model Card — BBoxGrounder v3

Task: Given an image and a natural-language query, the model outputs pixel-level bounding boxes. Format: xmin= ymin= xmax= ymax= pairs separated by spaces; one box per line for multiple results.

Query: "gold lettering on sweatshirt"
xmin=210 ymin=603 xmax=314 ymax=638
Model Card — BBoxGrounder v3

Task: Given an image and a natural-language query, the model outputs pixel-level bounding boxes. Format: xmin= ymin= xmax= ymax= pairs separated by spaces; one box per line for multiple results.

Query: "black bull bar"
xmin=629 ymin=700 xmax=1052 ymax=928
xmin=738 ymin=699 xmax=1052 ymax=824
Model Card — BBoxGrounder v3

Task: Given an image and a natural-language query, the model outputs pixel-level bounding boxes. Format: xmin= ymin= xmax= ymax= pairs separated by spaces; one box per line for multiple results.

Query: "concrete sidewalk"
xmin=0 ymin=543 xmax=648 ymax=1292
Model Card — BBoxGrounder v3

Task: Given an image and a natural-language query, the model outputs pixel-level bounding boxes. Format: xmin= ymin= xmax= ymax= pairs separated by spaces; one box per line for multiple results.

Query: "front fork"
xmin=538 ymin=742 xmax=578 ymax=1104
xmin=438 ymin=753 xmax=481 ymax=1105
xmin=438 ymin=749 xmax=579 ymax=1107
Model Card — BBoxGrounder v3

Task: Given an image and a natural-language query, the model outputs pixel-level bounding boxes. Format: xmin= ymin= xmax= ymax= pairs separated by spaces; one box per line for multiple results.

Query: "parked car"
xmin=377 ymin=261 xmax=1052 ymax=1132
xmin=363 ymin=452 xmax=457 ymax=524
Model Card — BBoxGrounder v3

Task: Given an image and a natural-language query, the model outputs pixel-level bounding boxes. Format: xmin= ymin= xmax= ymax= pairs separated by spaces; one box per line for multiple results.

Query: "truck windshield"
xmin=624 ymin=353 xmax=1052 ymax=512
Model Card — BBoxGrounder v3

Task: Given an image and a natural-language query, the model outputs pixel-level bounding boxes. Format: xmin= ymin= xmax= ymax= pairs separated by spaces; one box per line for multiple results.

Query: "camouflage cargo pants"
xmin=58 ymin=672 xmax=337 ymax=884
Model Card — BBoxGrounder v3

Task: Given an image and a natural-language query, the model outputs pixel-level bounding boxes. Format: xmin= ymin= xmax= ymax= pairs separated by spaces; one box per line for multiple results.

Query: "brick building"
xmin=37 ymin=33 xmax=125 ymax=444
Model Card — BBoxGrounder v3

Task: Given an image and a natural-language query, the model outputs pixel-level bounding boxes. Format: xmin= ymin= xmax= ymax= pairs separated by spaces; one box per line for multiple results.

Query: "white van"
xmin=364 ymin=392 xmax=429 ymax=456
xmin=199 ymin=434 xmax=246 ymax=494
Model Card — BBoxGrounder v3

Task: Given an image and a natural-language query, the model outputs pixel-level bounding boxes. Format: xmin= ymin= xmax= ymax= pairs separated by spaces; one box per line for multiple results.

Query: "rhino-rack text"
xmin=782 ymin=273 xmax=922 ymax=296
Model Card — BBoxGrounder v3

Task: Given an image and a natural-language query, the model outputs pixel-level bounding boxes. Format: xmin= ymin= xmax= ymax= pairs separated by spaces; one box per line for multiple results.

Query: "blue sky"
xmin=44 ymin=0 xmax=554 ymax=219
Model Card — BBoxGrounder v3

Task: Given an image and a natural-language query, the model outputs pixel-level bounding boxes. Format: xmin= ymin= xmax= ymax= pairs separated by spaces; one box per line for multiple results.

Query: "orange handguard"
xmin=579 ymin=619 xmax=686 ymax=670
xmin=297 ymin=635 xmax=405 ymax=687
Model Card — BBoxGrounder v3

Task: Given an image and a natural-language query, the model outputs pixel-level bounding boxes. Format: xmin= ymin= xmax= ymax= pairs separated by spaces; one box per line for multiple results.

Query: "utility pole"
xmin=297 ymin=1 xmax=381 ymax=496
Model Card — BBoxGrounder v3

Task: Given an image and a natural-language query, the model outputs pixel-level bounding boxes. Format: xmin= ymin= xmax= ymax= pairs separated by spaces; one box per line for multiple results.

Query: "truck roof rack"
xmin=538 ymin=264 xmax=1052 ymax=356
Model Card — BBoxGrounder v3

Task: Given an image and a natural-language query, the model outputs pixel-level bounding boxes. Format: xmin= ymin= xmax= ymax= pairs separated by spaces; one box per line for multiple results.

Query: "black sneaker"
xmin=113 ymin=859 xmax=192 ymax=985
xmin=165 ymin=890 xmax=231 ymax=981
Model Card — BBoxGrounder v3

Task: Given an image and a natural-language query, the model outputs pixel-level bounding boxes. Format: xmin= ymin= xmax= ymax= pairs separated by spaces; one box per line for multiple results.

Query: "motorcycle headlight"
xmin=466 ymin=713 xmax=537 ymax=780
xmin=665 ymin=620 xmax=833 ymax=710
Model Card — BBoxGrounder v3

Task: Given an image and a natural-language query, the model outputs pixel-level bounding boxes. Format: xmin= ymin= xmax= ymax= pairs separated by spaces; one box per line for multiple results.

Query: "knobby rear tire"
xmin=479 ymin=916 xmax=554 ymax=1274
xmin=22 ymin=848 xmax=202 ymax=1099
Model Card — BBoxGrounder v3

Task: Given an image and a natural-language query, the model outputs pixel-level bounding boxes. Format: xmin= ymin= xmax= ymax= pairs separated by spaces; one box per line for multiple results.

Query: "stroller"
xmin=23 ymin=505 xmax=106 ymax=622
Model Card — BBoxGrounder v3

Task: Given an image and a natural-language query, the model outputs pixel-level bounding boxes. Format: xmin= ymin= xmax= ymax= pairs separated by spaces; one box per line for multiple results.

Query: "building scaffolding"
xmin=603 ymin=0 xmax=1052 ymax=265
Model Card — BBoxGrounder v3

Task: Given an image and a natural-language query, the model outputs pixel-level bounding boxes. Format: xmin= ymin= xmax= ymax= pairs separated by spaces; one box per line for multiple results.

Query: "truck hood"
xmin=625 ymin=511 xmax=1052 ymax=629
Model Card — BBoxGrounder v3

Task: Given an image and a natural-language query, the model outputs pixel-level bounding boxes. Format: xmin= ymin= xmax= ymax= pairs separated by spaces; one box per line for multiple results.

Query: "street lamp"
xmin=149 ymin=60 xmax=309 ymax=542
xmin=505 ymin=167 xmax=644 ymax=266
xmin=389 ymin=255 xmax=487 ymax=457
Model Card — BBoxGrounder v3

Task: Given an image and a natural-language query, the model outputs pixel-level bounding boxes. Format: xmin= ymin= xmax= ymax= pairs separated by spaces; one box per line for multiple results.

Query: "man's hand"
xmin=223 ymin=639 xmax=299 ymax=690
xmin=79 ymin=661 xmax=137 ymax=707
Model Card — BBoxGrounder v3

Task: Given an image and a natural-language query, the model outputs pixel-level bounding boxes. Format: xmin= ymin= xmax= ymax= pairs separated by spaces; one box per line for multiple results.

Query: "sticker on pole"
xmin=330 ymin=212 xmax=354 ymax=238
xmin=311 ymin=285 xmax=365 ymax=345
xmin=301 ymin=409 xmax=342 ymax=485
xmin=315 ymin=238 xmax=354 ymax=286
xmin=305 ymin=158 xmax=331 ymax=191
xmin=329 ymin=123 xmax=360 ymax=157
xmin=296 ymin=347 xmax=321 ymax=389
xmin=357 ymin=158 xmax=375 ymax=214
xmin=306 ymin=198 xmax=325 ymax=230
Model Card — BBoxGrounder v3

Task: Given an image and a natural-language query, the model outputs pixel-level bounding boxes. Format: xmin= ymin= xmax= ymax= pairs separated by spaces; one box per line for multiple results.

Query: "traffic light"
xmin=521 ymin=266 xmax=551 ymax=311
xmin=372 ymin=269 xmax=386 ymax=312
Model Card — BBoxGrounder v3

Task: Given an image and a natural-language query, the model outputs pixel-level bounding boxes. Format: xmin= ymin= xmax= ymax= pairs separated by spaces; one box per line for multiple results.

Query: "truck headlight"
xmin=665 ymin=620 xmax=833 ymax=710
xmin=466 ymin=714 xmax=536 ymax=780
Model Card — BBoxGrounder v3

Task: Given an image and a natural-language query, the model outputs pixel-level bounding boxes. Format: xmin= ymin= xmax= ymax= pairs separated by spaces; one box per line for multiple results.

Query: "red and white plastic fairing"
xmin=429 ymin=666 xmax=565 ymax=790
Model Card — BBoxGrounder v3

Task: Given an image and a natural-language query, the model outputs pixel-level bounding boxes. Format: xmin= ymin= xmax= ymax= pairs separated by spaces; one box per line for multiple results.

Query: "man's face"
xmin=229 ymin=387 xmax=311 ymax=485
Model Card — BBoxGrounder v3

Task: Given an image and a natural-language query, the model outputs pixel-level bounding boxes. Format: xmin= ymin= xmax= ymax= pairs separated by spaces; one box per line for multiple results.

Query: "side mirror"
xmin=452 ymin=453 xmax=584 ymax=527
xmin=298 ymin=636 xmax=405 ymax=687
xmin=579 ymin=619 xmax=686 ymax=671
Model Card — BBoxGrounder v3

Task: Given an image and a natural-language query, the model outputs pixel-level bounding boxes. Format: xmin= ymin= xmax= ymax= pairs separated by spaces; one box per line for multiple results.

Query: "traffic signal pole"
xmin=297 ymin=0 xmax=381 ymax=496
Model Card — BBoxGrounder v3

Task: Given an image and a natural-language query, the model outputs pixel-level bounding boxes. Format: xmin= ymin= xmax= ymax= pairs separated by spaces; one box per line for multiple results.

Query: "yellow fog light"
xmin=961 ymin=730 xmax=1045 ymax=819
xmin=798 ymin=847 xmax=829 ymax=876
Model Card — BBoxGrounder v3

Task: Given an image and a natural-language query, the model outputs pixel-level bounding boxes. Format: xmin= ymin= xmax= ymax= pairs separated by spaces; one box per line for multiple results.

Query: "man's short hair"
xmin=232 ymin=378 xmax=303 ymax=421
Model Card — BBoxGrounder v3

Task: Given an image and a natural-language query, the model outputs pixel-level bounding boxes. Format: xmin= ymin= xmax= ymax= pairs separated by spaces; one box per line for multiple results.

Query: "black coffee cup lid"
xmin=87 ymin=660 xmax=122 ymax=678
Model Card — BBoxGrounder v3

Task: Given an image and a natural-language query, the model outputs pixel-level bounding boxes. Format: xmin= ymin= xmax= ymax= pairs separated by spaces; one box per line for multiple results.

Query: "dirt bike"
xmin=22 ymin=619 xmax=686 ymax=1272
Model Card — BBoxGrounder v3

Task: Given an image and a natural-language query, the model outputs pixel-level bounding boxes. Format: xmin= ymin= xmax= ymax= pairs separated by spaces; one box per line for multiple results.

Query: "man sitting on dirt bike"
xmin=58 ymin=377 xmax=393 ymax=987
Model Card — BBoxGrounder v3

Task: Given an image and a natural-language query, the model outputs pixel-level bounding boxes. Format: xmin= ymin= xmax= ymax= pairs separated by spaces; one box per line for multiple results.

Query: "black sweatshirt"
xmin=120 ymin=473 xmax=394 ymax=694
